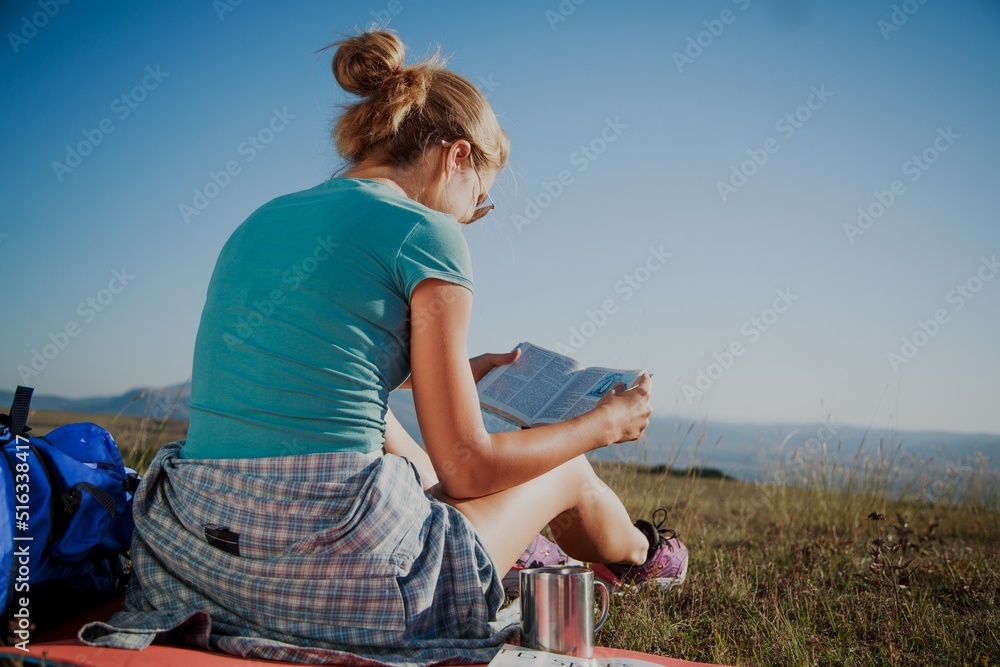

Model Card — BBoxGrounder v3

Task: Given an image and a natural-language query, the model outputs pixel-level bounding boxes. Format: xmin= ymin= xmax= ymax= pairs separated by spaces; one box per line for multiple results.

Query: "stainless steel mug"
xmin=519 ymin=566 xmax=610 ymax=658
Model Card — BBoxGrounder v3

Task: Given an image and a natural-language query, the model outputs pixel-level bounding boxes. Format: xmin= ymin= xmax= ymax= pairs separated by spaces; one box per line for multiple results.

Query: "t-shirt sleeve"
xmin=396 ymin=215 xmax=474 ymax=302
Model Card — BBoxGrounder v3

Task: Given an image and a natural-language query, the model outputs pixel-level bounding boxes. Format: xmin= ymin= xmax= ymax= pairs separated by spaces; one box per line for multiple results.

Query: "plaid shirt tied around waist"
xmin=78 ymin=439 xmax=520 ymax=666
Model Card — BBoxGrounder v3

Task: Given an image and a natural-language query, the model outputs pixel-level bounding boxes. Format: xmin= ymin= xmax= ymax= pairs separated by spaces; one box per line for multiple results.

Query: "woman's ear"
xmin=442 ymin=140 xmax=473 ymax=181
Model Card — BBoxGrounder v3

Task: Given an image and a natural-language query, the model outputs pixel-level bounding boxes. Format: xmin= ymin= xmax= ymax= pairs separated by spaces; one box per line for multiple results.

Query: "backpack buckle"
xmin=61 ymin=487 xmax=82 ymax=515
xmin=123 ymin=472 xmax=141 ymax=495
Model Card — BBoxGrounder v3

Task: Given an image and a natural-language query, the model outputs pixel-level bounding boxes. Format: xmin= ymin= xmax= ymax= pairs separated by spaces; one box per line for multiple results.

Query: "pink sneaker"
xmin=501 ymin=534 xmax=581 ymax=597
xmin=591 ymin=508 xmax=688 ymax=591
xmin=514 ymin=533 xmax=576 ymax=569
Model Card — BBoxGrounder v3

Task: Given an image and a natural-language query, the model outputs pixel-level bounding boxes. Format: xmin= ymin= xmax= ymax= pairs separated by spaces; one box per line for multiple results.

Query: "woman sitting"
xmin=80 ymin=28 xmax=687 ymax=667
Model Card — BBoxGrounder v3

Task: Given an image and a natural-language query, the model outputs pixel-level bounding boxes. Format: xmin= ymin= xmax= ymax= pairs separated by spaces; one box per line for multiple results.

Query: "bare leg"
xmin=432 ymin=454 xmax=648 ymax=575
xmin=543 ymin=474 xmax=646 ymax=563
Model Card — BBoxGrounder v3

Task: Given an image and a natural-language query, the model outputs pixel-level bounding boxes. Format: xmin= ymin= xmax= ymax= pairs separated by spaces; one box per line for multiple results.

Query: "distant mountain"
xmin=4 ymin=382 xmax=997 ymax=482
xmin=584 ymin=415 xmax=1000 ymax=482
xmin=388 ymin=392 xmax=999 ymax=481
xmin=0 ymin=380 xmax=192 ymax=421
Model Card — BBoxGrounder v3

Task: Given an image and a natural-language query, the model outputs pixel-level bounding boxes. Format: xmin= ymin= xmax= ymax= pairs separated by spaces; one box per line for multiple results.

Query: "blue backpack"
xmin=1 ymin=385 xmax=140 ymax=642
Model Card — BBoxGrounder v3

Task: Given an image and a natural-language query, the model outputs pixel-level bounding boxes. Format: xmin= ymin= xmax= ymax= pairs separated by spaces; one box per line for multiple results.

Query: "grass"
xmin=4 ymin=400 xmax=998 ymax=666
xmin=591 ymin=450 xmax=999 ymax=666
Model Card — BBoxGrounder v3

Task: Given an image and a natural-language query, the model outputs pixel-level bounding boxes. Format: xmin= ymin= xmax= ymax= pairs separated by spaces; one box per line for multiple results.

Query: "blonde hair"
xmin=324 ymin=30 xmax=509 ymax=173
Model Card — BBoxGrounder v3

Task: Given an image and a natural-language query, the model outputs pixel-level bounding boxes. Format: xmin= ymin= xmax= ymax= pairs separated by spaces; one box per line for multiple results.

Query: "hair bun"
xmin=326 ymin=29 xmax=508 ymax=172
xmin=331 ymin=30 xmax=406 ymax=97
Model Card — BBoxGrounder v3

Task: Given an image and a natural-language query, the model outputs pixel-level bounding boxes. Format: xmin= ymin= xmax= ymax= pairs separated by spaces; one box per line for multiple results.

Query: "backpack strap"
xmin=1 ymin=385 xmax=34 ymax=437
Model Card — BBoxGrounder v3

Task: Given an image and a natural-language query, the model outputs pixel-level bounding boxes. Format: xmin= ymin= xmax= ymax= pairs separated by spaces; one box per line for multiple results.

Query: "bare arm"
xmin=382 ymin=406 xmax=438 ymax=489
xmin=396 ymin=346 xmax=517 ymax=391
xmin=409 ymin=279 xmax=650 ymax=500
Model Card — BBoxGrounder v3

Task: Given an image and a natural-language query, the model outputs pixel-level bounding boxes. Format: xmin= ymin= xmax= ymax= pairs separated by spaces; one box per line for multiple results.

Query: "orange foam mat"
xmin=2 ymin=642 xmax=729 ymax=667
xmin=2 ymin=595 xmax=730 ymax=667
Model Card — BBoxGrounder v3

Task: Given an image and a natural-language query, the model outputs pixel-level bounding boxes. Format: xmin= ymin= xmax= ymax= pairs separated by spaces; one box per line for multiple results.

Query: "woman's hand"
xmin=469 ymin=347 xmax=522 ymax=384
xmin=593 ymin=372 xmax=653 ymax=445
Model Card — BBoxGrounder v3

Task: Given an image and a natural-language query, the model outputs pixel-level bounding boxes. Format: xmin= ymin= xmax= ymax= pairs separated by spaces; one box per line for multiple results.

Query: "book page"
xmin=532 ymin=368 xmax=643 ymax=425
xmin=477 ymin=342 xmax=580 ymax=425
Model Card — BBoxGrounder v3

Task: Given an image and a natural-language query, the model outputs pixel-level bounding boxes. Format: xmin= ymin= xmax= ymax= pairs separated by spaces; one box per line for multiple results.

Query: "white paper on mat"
xmin=489 ymin=644 xmax=665 ymax=667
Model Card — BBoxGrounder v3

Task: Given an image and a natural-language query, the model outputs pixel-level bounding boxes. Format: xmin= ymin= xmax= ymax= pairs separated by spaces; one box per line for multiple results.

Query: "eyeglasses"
xmin=470 ymin=164 xmax=495 ymax=222
xmin=441 ymin=139 xmax=495 ymax=222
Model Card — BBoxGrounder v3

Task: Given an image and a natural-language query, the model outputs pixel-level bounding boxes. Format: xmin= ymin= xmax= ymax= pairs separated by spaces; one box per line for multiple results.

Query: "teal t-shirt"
xmin=181 ymin=178 xmax=474 ymax=459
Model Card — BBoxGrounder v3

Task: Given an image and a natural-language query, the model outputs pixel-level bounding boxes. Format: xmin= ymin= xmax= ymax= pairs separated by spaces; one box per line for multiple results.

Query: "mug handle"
xmin=593 ymin=580 xmax=610 ymax=633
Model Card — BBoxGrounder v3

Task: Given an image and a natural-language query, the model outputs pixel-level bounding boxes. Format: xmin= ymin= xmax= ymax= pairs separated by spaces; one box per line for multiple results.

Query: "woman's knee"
xmin=556 ymin=455 xmax=612 ymax=507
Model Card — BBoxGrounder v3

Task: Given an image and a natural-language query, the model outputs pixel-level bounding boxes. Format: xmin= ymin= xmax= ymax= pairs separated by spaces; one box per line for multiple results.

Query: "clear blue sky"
xmin=2 ymin=0 xmax=998 ymax=435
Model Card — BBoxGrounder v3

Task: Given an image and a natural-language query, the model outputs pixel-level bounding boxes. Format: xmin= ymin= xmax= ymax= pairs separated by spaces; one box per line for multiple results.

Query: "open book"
xmin=476 ymin=342 xmax=649 ymax=429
